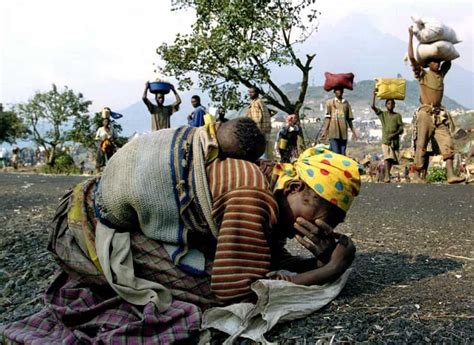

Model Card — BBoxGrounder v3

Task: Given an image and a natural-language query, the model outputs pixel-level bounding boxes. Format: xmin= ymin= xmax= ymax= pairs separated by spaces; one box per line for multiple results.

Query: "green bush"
xmin=39 ymin=153 xmax=80 ymax=175
xmin=426 ymin=167 xmax=447 ymax=183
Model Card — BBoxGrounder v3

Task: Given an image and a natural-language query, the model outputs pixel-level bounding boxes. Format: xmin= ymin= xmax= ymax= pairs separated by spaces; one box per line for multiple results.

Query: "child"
xmin=371 ymin=90 xmax=404 ymax=183
xmin=214 ymin=117 xmax=266 ymax=162
xmin=321 ymin=87 xmax=358 ymax=155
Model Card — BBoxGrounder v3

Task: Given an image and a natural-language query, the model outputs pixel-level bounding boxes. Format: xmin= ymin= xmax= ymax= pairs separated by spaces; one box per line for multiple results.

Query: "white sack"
xmin=201 ymin=269 xmax=351 ymax=344
xmin=416 ymin=40 xmax=460 ymax=63
xmin=411 ymin=16 xmax=460 ymax=44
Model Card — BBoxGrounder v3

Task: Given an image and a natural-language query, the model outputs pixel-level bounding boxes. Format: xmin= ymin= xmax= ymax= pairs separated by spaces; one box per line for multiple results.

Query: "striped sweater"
xmin=207 ymin=158 xmax=279 ymax=303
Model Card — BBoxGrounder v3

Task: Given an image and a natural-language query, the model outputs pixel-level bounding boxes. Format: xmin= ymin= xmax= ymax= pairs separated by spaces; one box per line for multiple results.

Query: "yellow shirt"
xmin=247 ymin=98 xmax=271 ymax=134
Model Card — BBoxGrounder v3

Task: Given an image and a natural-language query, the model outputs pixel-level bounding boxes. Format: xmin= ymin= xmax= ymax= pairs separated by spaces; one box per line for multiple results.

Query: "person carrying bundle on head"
xmin=370 ymin=90 xmax=404 ymax=183
xmin=408 ymin=26 xmax=464 ymax=184
xmin=320 ymin=73 xmax=358 ymax=156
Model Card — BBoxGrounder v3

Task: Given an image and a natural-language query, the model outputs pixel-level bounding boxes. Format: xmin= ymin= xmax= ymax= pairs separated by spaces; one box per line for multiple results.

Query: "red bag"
xmin=323 ymin=72 xmax=355 ymax=91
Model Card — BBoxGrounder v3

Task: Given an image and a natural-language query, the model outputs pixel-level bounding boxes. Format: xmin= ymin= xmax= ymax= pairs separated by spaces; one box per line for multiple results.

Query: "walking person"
xmin=408 ymin=27 xmax=464 ymax=183
xmin=370 ymin=90 xmax=404 ymax=183
xmin=321 ymin=87 xmax=358 ymax=155
xmin=95 ymin=118 xmax=116 ymax=173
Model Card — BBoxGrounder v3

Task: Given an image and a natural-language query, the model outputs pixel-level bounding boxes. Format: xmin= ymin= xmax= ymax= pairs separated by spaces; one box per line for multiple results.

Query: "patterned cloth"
xmin=273 ymin=146 xmax=360 ymax=212
xmin=95 ymin=127 xmax=218 ymax=276
xmin=247 ymin=98 xmax=271 ymax=134
xmin=1 ymin=158 xmax=279 ymax=343
xmin=1 ymin=272 xmax=202 ymax=344
xmin=207 ymin=158 xmax=278 ymax=303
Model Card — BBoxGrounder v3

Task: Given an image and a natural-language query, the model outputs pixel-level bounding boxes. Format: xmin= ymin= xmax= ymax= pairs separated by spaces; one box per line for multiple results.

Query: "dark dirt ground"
xmin=0 ymin=173 xmax=473 ymax=343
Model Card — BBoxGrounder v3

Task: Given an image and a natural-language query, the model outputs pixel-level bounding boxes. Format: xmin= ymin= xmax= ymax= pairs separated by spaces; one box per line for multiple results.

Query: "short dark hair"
xmin=220 ymin=118 xmax=266 ymax=161
xmin=191 ymin=95 xmax=201 ymax=102
xmin=385 ymin=99 xmax=395 ymax=105
xmin=249 ymin=86 xmax=260 ymax=95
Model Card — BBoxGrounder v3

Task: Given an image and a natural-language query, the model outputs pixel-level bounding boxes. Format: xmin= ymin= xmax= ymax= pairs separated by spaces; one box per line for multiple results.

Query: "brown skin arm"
xmin=142 ymin=82 xmax=153 ymax=113
xmin=320 ymin=118 xmax=330 ymax=140
xmin=290 ymin=232 xmax=355 ymax=285
xmin=408 ymin=27 xmax=420 ymax=70
xmin=371 ymin=89 xmax=378 ymax=112
xmin=171 ymin=85 xmax=182 ymax=113
xmin=348 ymin=120 xmax=358 ymax=140
xmin=275 ymin=218 xmax=355 ymax=285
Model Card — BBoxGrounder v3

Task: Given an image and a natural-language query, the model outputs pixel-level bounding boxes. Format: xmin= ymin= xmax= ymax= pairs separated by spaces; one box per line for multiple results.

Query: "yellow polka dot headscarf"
xmin=273 ymin=146 xmax=361 ymax=212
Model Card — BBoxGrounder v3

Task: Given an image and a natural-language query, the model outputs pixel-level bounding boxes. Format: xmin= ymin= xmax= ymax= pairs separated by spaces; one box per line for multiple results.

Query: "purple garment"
xmin=1 ymin=272 xmax=202 ymax=344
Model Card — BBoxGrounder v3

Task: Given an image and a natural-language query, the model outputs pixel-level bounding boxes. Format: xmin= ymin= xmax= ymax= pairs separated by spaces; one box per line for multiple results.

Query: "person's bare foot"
xmin=447 ymin=176 xmax=466 ymax=184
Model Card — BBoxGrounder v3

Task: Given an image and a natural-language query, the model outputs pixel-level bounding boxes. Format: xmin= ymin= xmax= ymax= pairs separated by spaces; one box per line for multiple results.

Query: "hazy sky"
xmin=1 ymin=0 xmax=472 ymax=111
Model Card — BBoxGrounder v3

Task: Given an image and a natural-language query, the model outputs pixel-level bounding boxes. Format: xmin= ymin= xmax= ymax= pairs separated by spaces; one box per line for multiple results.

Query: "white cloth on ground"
xmin=201 ymin=269 xmax=351 ymax=344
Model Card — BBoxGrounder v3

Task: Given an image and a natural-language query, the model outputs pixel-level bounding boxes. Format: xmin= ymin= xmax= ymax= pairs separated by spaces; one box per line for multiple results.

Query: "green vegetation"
xmin=426 ymin=167 xmax=447 ymax=183
xmin=38 ymin=152 xmax=80 ymax=175
xmin=0 ymin=106 xmax=29 ymax=144
xmin=158 ymin=0 xmax=320 ymax=119
xmin=17 ymin=84 xmax=92 ymax=166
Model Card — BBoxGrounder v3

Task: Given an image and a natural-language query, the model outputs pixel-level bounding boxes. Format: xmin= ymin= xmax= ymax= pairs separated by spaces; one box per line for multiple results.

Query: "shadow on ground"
xmin=342 ymin=251 xmax=463 ymax=297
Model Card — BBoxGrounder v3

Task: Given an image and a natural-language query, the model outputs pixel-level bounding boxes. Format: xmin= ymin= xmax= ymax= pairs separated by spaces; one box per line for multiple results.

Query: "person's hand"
xmin=328 ymin=232 xmax=356 ymax=270
xmin=294 ymin=218 xmax=337 ymax=264
xmin=145 ymin=81 xmax=150 ymax=89
xmin=171 ymin=84 xmax=176 ymax=91
xmin=187 ymin=114 xmax=193 ymax=121
xmin=408 ymin=26 xmax=414 ymax=36
xmin=320 ymin=131 xmax=327 ymax=141
xmin=352 ymin=131 xmax=359 ymax=141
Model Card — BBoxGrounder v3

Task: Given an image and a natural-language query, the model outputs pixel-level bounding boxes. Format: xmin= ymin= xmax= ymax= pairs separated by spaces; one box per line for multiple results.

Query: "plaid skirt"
xmin=1 ymin=179 xmax=217 ymax=344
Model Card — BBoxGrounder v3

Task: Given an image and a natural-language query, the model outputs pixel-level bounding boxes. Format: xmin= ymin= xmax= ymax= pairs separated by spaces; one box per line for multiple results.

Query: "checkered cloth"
xmin=1 ymin=272 xmax=202 ymax=344
xmin=1 ymin=182 xmax=216 ymax=343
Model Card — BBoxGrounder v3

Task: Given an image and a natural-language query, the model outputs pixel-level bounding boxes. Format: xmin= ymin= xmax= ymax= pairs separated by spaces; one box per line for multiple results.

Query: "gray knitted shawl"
xmin=94 ymin=126 xmax=218 ymax=274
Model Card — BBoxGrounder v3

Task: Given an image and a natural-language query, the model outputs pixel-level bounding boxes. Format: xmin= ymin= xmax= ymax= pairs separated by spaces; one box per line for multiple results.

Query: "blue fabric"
xmin=329 ymin=139 xmax=348 ymax=156
xmin=191 ymin=106 xmax=206 ymax=127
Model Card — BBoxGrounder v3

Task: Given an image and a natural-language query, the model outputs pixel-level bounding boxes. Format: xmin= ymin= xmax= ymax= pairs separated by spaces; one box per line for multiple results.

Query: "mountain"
xmin=280 ymin=79 xmax=465 ymax=119
xmin=270 ymin=13 xmax=474 ymax=109
xmin=116 ymin=79 xmax=466 ymax=135
xmin=116 ymin=13 xmax=472 ymax=135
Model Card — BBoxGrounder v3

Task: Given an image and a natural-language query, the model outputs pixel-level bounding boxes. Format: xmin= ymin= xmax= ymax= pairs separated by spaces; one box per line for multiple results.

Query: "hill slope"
xmin=116 ymin=79 xmax=467 ymax=134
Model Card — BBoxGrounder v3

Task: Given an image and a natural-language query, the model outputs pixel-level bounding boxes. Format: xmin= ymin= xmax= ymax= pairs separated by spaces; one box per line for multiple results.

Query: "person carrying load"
xmin=408 ymin=26 xmax=464 ymax=184
xmin=370 ymin=88 xmax=404 ymax=183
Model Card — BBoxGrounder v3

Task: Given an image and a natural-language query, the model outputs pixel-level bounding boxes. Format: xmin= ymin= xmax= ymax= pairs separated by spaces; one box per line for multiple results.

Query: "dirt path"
xmin=0 ymin=173 xmax=473 ymax=343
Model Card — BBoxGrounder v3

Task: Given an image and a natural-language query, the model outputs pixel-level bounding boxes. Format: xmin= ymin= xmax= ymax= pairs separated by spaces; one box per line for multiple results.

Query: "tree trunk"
xmin=47 ymin=146 xmax=56 ymax=166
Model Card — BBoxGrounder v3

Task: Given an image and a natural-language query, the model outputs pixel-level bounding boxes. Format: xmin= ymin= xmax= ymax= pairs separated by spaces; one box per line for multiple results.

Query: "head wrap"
xmin=273 ymin=146 xmax=361 ymax=212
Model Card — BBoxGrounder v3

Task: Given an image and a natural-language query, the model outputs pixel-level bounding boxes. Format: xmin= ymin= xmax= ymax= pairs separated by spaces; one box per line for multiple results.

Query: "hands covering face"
xmin=294 ymin=217 xmax=354 ymax=266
